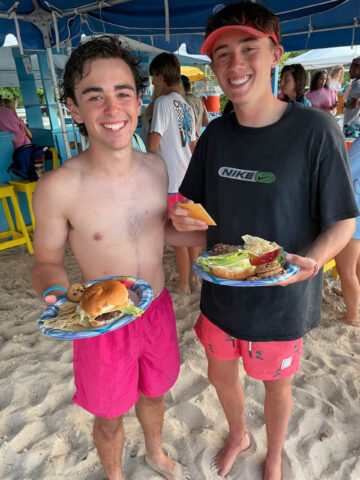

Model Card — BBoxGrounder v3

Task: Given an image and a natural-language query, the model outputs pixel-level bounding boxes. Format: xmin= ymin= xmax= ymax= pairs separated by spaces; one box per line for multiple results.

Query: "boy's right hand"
xmin=170 ymin=201 xmax=209 ymax=231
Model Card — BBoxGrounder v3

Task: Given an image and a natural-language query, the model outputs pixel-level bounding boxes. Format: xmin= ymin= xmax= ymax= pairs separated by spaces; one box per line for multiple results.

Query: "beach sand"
xmin=0 ymin=245 xmax=359 ymax=480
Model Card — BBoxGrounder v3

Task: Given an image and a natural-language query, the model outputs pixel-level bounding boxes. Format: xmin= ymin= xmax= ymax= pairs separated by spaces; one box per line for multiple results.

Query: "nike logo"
xmin=219 ymin=167 xmax=275 ymax=184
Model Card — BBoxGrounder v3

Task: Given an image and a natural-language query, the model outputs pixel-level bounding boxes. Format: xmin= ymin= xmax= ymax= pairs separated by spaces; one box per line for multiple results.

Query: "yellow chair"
xmin=9 ymin=179 xmax=37 ymax=236
xmin=324 ymin=259 xmax=339 ymax=278
xmin=46 ymin=147 xmax=59 ymax=169
xmin=9 ymin=147 xmax=59 ymax=238
xmin=0 ymin=183 xmax=33 ymax=254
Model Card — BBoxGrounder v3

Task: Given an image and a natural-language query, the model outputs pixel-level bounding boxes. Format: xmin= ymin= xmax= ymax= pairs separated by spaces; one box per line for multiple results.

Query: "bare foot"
xmin=338 ymin=315 xmax=360 ymax=327
xmin=145 ymin=452 xmax=191 ymax=480
xmin=211 ymin=431 xmax=251 ymax=478
xmin=263 ymin=455 xmax=282 ymax=480
xmin=146 ymin=451 xmax=176 ymax=474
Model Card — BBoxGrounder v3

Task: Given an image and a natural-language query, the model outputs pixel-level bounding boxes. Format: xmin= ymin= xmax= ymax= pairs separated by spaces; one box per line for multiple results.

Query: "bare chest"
xmin=67 ymin=177 xmax=165 ymax=246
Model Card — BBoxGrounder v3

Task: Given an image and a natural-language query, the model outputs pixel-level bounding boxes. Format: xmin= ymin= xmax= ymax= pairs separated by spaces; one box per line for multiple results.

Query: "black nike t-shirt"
xmin=179 ymin=102 xmax=359 ymax=341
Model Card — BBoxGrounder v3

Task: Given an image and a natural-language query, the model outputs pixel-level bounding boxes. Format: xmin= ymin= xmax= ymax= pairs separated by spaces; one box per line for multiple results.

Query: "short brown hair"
xmin=149 ymin=53 xmax=181 ymax=87
xmin=280 ymin=64 xmax=307 ymax=96
xmin=204 ymin=2 xmax=281 ymax=45
xmin=61 ymin=35 xmax=148 ymax=136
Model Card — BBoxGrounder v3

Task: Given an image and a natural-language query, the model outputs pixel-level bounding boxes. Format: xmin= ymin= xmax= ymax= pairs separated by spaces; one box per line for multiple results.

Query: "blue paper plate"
xmin=193 ymin=252 xmax=300 ymax=287
xmin=39 ymin=275 xmax=153 ymax=340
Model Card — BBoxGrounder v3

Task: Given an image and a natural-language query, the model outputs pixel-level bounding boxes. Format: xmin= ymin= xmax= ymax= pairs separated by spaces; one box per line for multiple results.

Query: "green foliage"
xmin=0 ymin=87 xmax=45 ymax=107
xmin=279 ymin=51 xmax=307 ymax=67
xmin=0 ymin=87 xmax=21 ymax=102
xmin=220 ymin=94 xmax=228 ymax=112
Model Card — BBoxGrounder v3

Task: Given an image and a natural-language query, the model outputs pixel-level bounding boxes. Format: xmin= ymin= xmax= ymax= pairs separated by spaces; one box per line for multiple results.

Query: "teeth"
xmin=103 ymin=122 xmax=125 ymax=130
xmin=230 ymin=76 xmax=250 ymax=86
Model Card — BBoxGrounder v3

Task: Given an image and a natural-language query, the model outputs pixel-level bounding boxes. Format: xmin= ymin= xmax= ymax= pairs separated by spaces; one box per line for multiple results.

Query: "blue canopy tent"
xmin=0 ymin=0 xmax=359 ymax=158
xmin=0 ymin=1 xmax=359 ymax=53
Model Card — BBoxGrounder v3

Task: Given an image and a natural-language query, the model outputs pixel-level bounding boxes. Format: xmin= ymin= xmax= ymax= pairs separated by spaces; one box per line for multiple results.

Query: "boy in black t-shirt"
xmin=170 ymin=3 xmax=358 ymax=480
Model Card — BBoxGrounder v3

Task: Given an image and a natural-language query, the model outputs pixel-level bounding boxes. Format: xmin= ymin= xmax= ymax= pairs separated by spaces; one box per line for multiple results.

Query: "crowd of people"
xmin=0 ymin=2 xmax=355 ymax=480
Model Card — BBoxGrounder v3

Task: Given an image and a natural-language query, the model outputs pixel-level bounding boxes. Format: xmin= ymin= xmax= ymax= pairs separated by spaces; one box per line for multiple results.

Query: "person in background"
xmin=0 ymin=100 xmax=32 ymax=150
xmin=279 ymin=64 xmax=312 ymax=106
xmin=335 ymin=136 xmax=360 ymax=327
xmin=181 ymin=74 xmax=210 ymax=139
xmin=3 ymin=97 xmax=32 ymax=140
xmin=329 ymin=65 xmax=345 ymax=92
xmin=148 ymin=53 xmax=199 ymax=294
xmin=343 ymin=57 xmax=360 ymax=139
xmin=139 ymin=90 xmax=159 ymax=145
xmin=222 ymin=99 xmax=234 ymax=115
xmin=305 ymin=69 xmax=337 ymax=114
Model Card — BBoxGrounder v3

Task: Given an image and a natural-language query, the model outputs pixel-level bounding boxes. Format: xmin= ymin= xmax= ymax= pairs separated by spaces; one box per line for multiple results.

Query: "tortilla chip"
xmin=242 ymin=235 xmax=281 ymax=256
xmin=178 ymin=203 xmax=216 ymax=226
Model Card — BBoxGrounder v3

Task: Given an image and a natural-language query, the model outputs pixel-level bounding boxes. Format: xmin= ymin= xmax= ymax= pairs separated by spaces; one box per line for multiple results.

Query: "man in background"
xmin=181 ymin=74 xmax=210 ymax=139
xmin=148 ymin=53 xmax=199 ymax=294
xmin=344 ymin=56 xmax=360 ymax=138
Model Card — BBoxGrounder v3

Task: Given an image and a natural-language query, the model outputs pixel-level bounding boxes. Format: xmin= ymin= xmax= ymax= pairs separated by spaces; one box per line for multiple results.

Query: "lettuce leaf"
xmin=119 ymin=305 xmax=144 ymax=317
xmin=197 ymin=250 xmax=255 ymax=272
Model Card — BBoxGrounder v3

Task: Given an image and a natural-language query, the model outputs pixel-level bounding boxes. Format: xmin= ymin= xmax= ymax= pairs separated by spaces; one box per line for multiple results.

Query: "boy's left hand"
xmin=276 ymin=253 xmax=319 ymax=286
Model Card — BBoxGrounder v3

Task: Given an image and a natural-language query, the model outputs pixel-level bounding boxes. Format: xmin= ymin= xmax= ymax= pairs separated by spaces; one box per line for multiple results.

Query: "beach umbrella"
xmin=180 ymin=66 xmax=204 ymax=82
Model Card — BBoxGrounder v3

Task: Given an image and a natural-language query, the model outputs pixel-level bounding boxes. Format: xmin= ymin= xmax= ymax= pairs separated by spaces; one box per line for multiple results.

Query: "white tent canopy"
xmin=285 ymin=45 xmax=360 ymax=70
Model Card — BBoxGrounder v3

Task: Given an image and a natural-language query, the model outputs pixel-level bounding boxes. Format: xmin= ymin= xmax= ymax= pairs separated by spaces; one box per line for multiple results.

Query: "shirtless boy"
xmin=170 ymin=3 xmax=358 ymax=480
xmin=31 ymin=36 xmax=195 ymax=480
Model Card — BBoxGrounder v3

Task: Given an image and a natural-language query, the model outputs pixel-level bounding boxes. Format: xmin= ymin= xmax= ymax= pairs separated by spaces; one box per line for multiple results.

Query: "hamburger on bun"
xmin=197 ymin=236 xmax=287 ymax=281
xmin=78 ymin=279 xmax=142 ymax=327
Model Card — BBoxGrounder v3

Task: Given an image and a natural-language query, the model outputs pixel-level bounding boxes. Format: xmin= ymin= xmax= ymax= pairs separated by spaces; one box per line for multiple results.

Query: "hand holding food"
xmin=170 ymin=201 xmax=209 ymax=231
xmin=177 ymin=203 xmax=217 ymax=226
xmin=276 ymin=253 xmax=319 ymax=286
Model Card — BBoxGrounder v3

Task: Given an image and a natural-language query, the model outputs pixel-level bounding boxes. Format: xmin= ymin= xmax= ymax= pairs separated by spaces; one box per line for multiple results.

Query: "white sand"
xmin=0 ymin=245 xmax=359 ymax=480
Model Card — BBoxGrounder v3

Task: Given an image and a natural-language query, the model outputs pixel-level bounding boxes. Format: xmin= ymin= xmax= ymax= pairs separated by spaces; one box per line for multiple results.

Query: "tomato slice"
xmin=117 ymin=278 xmax=135 ymax=289
xmin=250 ymin=248 xmax=281 ymax=266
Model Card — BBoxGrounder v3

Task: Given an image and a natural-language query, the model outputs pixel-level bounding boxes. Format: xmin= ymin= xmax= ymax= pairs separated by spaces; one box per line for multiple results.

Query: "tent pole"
xmin=46 ymin=47 xmax=72 ymax=160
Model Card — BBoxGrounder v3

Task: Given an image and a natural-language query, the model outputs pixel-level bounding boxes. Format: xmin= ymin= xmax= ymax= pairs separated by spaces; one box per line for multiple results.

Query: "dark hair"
xmin=61 ymin=35 xmax=148 ymax=136
xmin=181 ymin=75 xmax=191 ymax=92
xmin=310 ymin=69 xmax=329 ymax=91
xmin=149 ymin=53 xmax=181 ymax=87
xmin=204 ymin=1 xmax=281 ymax=45
xmin=280 ymin=64 xmax=307 ymax=96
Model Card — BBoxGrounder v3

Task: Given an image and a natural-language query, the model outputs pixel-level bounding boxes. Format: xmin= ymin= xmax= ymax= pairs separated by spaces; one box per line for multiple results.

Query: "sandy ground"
xmin=0 ymin=245 xmax=359 ymax=480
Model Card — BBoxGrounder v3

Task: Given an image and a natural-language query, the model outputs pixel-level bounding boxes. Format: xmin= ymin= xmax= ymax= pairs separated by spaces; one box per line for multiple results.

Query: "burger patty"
xmin=211 ymin=243 xmax=240 ymax=256
xmin=248 ymin=262 xmax=285 ymax=280
xmin=94 ymin=310 xmax=121 ymax=322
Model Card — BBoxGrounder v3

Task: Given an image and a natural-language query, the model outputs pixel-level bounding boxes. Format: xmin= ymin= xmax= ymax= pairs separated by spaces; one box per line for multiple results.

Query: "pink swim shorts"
xmin=72 ymin=288 xmax=180 ymax=418
xmin=195 ymin=313 xmax=302 ymax=380
xmin=168 ymin=192 xmax=187 ymax=217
